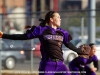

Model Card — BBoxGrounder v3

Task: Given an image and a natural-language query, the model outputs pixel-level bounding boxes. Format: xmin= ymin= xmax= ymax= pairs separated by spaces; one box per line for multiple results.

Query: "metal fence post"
xmin=31 ymin=39 xmax=34 ymax=72
xmin=88 ymin=0 xmax=96 ymax=44
xmin=30 ymin=17 xmax=34 ymax=72
xmin=0 ymin=14 xmax=2 ymax=75
xmin=81 ymin=17 xmax=84 ymax=44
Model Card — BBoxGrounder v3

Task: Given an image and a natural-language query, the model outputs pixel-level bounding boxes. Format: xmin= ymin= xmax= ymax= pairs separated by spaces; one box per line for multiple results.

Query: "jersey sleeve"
xmin=2 ymin=26 xmax=42 ymax=40
xmin=62 ymin=30 xmax=84 ymax=54
xmin=27 ymin=26 xmax=42 ymax=39
xmin=68 ymin=34 xmax=72 ymax=42
xmin=63 ymin=31 xmax=72 ymax=45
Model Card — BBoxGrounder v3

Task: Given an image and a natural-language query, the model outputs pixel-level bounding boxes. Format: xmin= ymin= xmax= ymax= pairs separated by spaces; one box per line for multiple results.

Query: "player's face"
xmin=90 ymin=45 xmax=96 ymax=56
xmin=50 ymin=13 xmax=61 ymax=27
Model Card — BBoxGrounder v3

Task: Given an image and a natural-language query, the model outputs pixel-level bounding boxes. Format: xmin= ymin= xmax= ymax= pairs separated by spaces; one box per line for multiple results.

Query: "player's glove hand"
xmin=0 ymin=31 xmax=3 ymax=38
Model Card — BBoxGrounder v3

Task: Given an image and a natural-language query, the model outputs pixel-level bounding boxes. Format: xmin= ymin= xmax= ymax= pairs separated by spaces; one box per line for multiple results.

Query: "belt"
xmin=50 ymin=59 xmax=61 ymax=62
xmin=45 ymin=58 xmax=61 ymax=62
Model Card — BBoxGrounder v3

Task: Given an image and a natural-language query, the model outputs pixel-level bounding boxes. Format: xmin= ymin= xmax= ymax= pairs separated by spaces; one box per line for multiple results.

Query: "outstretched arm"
xmin=1 ymin=33 xmax=28 ymax=40
xmin=64 ymin=42 xmax=83 ymax=54
xmin=0 ymin=26 xmax=37 ymax=40
xmin=63 ymin=32 xmax=91 ymax=55
xmin=63 ymin=33 xmax=83 ymax=54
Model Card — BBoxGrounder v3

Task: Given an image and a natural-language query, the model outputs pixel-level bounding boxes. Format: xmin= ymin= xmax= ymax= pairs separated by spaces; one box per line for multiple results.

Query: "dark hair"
xmin=39 ymin=11 xmax=56 ymax=27
xmin=39 ymin=18 xmax=46 ymax=27
xmin=25 ymin=11 xmax=56 ymax=28
xmin=89 ymin=43 xmax=95 ymax=48
xmin=25 ymin=25 xmax=35 ymax=29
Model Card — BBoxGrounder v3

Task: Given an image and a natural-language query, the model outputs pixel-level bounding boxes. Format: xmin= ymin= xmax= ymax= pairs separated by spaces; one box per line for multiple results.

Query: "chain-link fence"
xmin=0 ymin=10 xmax=100 ymax=75
xmin=1 ymin=11 xmax=100 ymax=37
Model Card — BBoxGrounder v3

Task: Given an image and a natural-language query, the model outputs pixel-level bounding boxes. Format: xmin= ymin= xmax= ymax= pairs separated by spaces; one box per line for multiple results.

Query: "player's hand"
xmin=0 ymin=31 xmax=3 ymax=38
xmin=91 ymin=67 xmax=97 ymax=72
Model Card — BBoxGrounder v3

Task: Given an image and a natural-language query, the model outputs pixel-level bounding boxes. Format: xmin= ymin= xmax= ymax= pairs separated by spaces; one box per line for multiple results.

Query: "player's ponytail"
xmin=39 ymin=18 xmax=46 ymax=27
xmin=25 ymin=25 xmax=32 ymax=29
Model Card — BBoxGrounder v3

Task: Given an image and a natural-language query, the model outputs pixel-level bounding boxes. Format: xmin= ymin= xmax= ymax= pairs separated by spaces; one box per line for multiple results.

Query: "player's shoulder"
xmin=58 ymin=28 xmax=69 ymax=34
xmin=33 ymin=25 xmax=47 ymax=30
xmin=91 ymin=55 xmax=97 ymax=58
xmin=90 ymin=55 xmax=98 ymax=61
xmin=92 ymin=55 xmax=98 ymax=61
xmin=93 ymin=55 xmax=98 ymax=58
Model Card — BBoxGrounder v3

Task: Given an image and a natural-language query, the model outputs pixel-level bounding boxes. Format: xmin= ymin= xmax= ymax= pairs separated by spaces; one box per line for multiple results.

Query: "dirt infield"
xmin=1 ymin=72 xmax=100 ymax=75
xmin=1 ymin=71 xmax=38 ymax=75
xmin=1 ymin=73 xmax=100 ymax=75
xmin=2 ymin=73 xmax=38 ymax=75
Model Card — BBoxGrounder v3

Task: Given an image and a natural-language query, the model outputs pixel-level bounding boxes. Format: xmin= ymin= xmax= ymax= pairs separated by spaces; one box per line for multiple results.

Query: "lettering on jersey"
xmin=44 ymin=35 xmax=63 ymax=41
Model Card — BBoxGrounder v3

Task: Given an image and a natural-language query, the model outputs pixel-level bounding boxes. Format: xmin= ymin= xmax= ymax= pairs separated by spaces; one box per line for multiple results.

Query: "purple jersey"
xmin=87 ymin=55 xmax=99 ymax=70
xmin=69 ymin=57 xmax=88 ymax=67
xmin=87 ymin=55 xmax=98 ymax=64
xmin=69 ymin=55 xmax=99 ymax=75
xmin=27 ymin=26 xmax=72 ymax=60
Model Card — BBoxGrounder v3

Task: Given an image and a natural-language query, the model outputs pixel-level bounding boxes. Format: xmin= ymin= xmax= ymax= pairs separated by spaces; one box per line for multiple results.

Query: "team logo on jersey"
xmin=44 ymin=35 xmax=63 ymax=41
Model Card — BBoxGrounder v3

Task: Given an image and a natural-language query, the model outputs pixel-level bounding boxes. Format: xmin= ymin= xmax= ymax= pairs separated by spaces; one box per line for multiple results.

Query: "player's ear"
xmin=50 ymin=18 xmax=53 ymax=22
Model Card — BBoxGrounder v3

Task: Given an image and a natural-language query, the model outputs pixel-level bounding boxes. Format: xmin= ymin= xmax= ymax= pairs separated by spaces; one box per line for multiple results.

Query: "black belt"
xmin=45 ymin=58 xmax=61 ymax=62
xmin=51 ymin=59 xmax=61 ymax=62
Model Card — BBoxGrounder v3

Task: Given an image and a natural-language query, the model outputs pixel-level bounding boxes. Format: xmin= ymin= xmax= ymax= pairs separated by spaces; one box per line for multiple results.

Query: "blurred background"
xmin=0 ymin=0 xmax=100 ymax=75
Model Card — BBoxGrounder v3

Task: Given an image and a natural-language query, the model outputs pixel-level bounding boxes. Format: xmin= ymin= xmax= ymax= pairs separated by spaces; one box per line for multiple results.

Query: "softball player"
xmin=0 ymin=11 xmax=86 ymax=75
xmin=69 ymin=53 xmax=90 ymax=75
xmin=85 ymin=43 xmax=98 ymax=75
xmin=69 ymin=43 xmax=98 ymax=75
